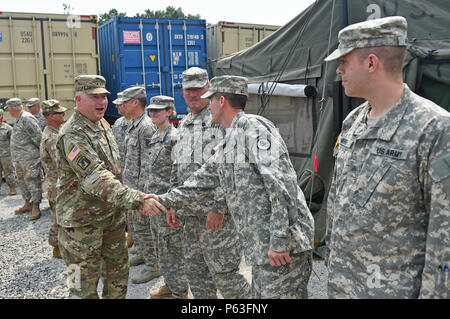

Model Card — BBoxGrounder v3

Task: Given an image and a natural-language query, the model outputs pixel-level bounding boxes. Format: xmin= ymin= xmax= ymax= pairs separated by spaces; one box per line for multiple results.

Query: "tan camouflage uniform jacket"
xmin=327 ymin=85 xmax=450 ymax=298
xmin=40 ymin=125 xmax=59 ymax=202
xmin=56 ymin=111 xmax=144 ymax=228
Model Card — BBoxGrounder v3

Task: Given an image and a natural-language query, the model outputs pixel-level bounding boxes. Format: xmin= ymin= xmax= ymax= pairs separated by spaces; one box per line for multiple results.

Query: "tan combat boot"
xmin=150 ymin=284 xmax=173 ymax=299
xmin=8 ymin=184 xmax=16 ymax=195
xmin=14 ymin=200 xmax=32 ymax=215
xmin=126 ymin=231 xmax=134 ymax=248
xmin=30 ymin=203 xmax=41 ymax=220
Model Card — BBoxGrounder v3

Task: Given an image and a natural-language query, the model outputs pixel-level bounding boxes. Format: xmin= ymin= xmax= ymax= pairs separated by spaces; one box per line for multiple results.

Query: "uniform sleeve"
xmin=26 ymin=117 xmax=42 ymax=149
xmin=159 ymin=156 xmax=221 ymax=211
xmin=419 ymin=125 xmax=450 ymax=299
xmin=59 ymin=132 xmax=144 ymax=211
xmin=246 ymin=124 xmax=314 ymax=253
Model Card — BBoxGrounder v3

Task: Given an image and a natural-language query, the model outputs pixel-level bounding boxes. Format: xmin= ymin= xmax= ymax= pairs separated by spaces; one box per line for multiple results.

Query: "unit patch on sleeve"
xmin=76 ymin=155 xmax=92 ymax=171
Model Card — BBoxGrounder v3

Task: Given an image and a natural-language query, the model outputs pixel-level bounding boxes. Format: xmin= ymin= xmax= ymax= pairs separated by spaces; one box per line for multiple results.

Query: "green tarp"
xmin=208 ymin=0 xmax=450 ymax=256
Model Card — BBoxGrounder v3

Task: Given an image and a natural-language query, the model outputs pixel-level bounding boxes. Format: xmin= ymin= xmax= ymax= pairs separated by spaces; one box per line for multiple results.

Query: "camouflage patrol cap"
xmin=122 ymin=86 xmax=146 ymax=103
xmin=41 ymin=99 xmax=67 ymax=113
xmin=5 ymin=98 xmax=23 ymax=108
xmin=146 ymin=95 xmax=175 ymax=110
xmin=0 ymin=109 xmax=3 ymax=115
xmin=26 ymin=98 xmax=40 ymax=107
xmin=113 ymin=92 xmax=124 ymax=105
xmin=201 ymin=75 xmax=248 ymax=99
xmin=325 ymin=16 xmax=408 ymax=62
xmin=182 ymin=67 xmax=209 ymax=89
xmin=74 ymin=75 xmax=110 ymax=94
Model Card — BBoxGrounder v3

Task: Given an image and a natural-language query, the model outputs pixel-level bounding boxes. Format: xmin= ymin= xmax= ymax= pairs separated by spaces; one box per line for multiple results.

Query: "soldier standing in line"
xmin=0 ymin=109 xmax=16 ymax=195
xmin=6 ymin=98 xmax=43 ymax=220
xmin=111 ymin=92 xmax=135 ymax=253
xmin=120 ymin=86 xmax=161 ymax=284
xmin=26 ymin=98 xmax=47 ymax=131
xmin=165 ymin=67 xmax=251 ymax=299
xmin=40 ymin=100 xmax=67 ymax=259
xmin=146 ymin=75 xmax=315 ymax=299
xmin=56 ymin=75 xmax=165 ymax=299
xmin=324 ymin=16 xmax=450 ymax=298
xmin=144 ymin=96 xmax=189 ymax=299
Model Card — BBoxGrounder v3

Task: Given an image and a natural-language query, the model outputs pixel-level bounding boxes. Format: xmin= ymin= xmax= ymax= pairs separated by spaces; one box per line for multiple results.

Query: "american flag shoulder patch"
xmin=68 ymin=145 xmax=81 ymax=161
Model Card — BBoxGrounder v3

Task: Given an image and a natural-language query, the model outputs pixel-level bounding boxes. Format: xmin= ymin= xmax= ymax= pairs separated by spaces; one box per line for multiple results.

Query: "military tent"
xmin=208 ymin=0 xmax=450 ymax=257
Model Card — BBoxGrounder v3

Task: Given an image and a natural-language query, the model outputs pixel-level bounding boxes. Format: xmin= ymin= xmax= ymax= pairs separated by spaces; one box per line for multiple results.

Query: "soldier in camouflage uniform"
xmin=324 ymin=16 xmax=450 ymax=298
xmin=120 ymin=86 xmax=160 ymax=284
xmin=149 ymin=75 xmax=314 ymax=299
xmin=56 ymin=75 xmax=165 ymax=298
xmin=111 ymin=92 xmax=130 ymax=167
xmin=40 ymin=100 xmax=67 ymax=259
xmin=163 ymin=68 xmax=251 ymax=299
xmin=26 ymin=98 xmax=47 ymax=131
xmin=144 ymin=96 xmax=189 ymax=299
xmin=0 ymin=109 xmax=16 ymax=195
xmin=7 ymin=98 xmax=43 ymax=220
xmin=111 ymin=92 xmax=134 ymax=250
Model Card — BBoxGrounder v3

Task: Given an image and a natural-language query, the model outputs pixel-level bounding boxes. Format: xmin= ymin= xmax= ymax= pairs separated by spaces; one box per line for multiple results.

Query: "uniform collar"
xmin=74 ymin=110 xmax=105 ymax=132
xmin=354 ymin=85 xmax=411 ymax=141
xmin=183 ymin=104 xmax=211 ymax=126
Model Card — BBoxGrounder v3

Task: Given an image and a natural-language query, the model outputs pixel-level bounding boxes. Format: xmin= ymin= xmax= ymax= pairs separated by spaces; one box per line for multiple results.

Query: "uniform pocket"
xmin=356 ymin=161 xmax=391 ymax=207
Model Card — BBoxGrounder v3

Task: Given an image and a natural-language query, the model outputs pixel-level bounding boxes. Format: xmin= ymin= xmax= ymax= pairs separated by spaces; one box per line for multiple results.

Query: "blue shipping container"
xmin=98 ymin=16 xmax=207 ymax=124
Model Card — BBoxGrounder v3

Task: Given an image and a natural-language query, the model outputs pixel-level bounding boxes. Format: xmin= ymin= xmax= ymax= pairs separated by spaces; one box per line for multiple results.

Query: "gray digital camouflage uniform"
xmin=327 ymin=86 xmax=450 ymax=298
xmin=111 ymin=116 xmax=130 ymax=168
xmin=143 ymin=124 xmax=189 ymax=298
xmin=324 ymin=15 xmax=450 ymax=299
xmin=0 ymin=117 xmax=15 ymax=187
xmin=33 ymin=110 xmax=47 ymax=131
xmin=170 ymin=105 xmax=251 ymax=299
xmin=122 ymin=111 xmax=158 ymax=273
xmin=10 ymin=109 xmax=42 ymax=204
xmin=160 ymin=109 xmax=315 ymax=299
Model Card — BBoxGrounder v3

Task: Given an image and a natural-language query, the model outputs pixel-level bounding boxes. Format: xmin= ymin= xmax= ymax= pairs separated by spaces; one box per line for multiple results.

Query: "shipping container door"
xmin=43 ymin=17 xmax=99 ymax=117
xmin=161 ymin=20 xmax=207 ymax=119
xmin=118 ymin=20 xmax=162 ymax=104
xmin=0 ymin=16 xmax=44 ymax=103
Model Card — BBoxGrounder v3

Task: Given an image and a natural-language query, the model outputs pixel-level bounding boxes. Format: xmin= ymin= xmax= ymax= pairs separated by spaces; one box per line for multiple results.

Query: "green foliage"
xmin=135 ymin=6 xmax=201 ymax=19
xmin=98 ymin=6 xmax=201 ymax=25
xmin=99 ymin=8 xmax=127 ymax=25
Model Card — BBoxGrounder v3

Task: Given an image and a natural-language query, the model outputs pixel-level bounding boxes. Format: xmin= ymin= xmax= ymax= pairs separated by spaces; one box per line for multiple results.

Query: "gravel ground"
xmin=0 ymin=181 xmax=328 ymax=299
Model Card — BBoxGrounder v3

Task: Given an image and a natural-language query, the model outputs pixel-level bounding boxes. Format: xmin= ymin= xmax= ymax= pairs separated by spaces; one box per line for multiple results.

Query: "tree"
xmin=99 ymin=9 xmax=127 ymax=25
xmin=63 ymin=3 xmax=74 ymax=14
xmin=135 ymin=6 xmax=200 ymax=19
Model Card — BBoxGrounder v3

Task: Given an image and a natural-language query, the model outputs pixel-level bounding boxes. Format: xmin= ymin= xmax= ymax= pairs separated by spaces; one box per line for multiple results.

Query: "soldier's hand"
xmin=166 ymin=209 xmax=180 ymax=228
xmin=268 ymin=249 xmax=292 ymax=267
xmin=206 ymin=210 xmax=224 ymax=231
xmin=140 ymin=194 xmax=167 ymax=217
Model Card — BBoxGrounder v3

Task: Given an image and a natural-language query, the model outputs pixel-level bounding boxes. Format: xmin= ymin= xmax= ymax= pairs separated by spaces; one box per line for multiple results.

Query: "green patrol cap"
xmin=74 ymin=75 xmax=110 ymax=94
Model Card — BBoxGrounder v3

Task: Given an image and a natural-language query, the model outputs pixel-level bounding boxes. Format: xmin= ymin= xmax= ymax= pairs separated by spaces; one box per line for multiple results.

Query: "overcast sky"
xmin=1 ymin=0 xmax=316 ymax=26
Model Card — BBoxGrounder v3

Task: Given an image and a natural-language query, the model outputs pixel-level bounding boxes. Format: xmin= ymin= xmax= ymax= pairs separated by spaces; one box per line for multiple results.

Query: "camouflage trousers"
xmin=155 ymin=215 xmax=189 ymax=298
xmin=128 ymin=210 xmax=159 ymax=271
xmin=58 ymin=211 xmax=129 ymax=299
xmin=0 ymin=156 xmax=15 ymax=185
xmin=251 ymin=250 xmax=312 ymax=299
xmin=183 ymin=214 xmax=251 ymax=299
xmin=48 ymin=200 xmax=58 ymax=248
xmin=13 ymin=160 xmax=42 ymax=203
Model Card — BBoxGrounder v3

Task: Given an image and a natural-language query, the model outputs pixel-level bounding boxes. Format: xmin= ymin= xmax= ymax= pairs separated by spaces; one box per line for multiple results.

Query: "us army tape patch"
xmin=372 ymin=147 xmax=408 ymax=160
xmin=67 ymin=145 xmax=81 ymax=161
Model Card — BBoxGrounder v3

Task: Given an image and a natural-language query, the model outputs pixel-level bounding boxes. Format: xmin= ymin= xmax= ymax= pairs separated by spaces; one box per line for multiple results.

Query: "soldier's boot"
xmin=129 ymin=255 xmax=145 ymax=267
xmin=52 ymin=246 xmax=62 ymax=259
xmin=30 ymin=203 xmax=41 ymax=220
xmin=14 ymin=200 xmax=32 ymax=215
xmin=131 ymin=268 xmax=161 ymax=284
xmin=177 ymin=294 xmax=189 ymax=299
xmin=130 ymin=244 xmax=137 ymax=254
xmin=8 ymin=184 xmax=16 ymax=196
xmin=150 ymin=284 xmax=173 ymax=299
